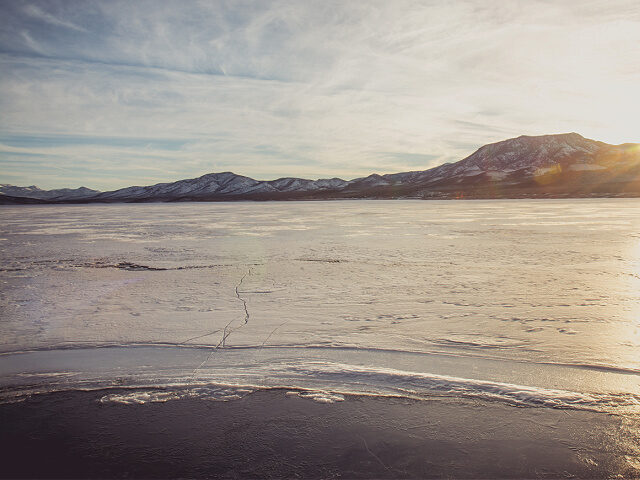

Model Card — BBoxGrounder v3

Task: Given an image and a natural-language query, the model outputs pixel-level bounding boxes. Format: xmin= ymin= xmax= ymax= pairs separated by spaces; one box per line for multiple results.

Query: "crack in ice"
xmin=0 ymin=259 xmax=265 ymax=273
xmin=359 ymin=435 xmax=391 ymax=472
xmin=189 ymin=267 xmax=252 ymax=380
xmin=235 ymin=269 xmax=251 ymax=326
xmin=259 ymin=321 xmax=288 ymax=350
xmin=179 ymin=329 xmax=223 ymax=345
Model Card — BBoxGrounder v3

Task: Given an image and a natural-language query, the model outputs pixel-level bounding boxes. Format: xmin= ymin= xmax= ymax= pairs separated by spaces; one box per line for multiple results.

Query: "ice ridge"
xmin=288 ymin=362 xmax=640 ymax=413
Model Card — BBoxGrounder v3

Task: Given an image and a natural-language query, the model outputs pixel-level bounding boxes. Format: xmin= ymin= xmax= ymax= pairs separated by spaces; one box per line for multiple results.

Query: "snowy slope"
xmin=370 ymin=133 xmax=640 ymax=192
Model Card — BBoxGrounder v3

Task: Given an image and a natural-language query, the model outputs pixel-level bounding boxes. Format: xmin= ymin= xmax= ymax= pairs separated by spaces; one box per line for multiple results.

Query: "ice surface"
xmin=1 ymin=199 xmax=640 ymax=413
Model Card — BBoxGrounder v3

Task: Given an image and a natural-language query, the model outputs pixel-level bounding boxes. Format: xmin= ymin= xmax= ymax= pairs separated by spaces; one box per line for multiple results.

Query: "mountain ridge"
xmin=0 ymin=185 xmax=99 ymax=201
xmin=2 ymin=133 xmax=640 ymax=203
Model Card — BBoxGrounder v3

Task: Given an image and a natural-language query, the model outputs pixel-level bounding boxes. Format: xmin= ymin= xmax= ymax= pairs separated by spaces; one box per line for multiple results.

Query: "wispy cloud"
xmin=23 ymin=4 xmax=88 ymax=32
xmin=0 ymin=0 xmax=639 ymax=189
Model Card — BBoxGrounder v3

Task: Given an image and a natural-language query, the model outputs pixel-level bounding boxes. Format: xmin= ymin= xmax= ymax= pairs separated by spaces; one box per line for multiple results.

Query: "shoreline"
xmin=3 ymin=194 xmax=640 ymax=206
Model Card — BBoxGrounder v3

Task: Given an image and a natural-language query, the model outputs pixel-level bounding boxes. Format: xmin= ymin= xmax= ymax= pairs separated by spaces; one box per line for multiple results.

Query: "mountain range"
xmin=2 ymin=133 xmax=640 ymax=204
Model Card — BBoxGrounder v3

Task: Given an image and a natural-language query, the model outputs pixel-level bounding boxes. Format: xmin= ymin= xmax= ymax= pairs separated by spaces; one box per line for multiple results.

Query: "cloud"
xmin=23 ymin=4 xmax=88 ymax=32
xmin=0 ymin=0 xmax=639 ymax=189
xmin=18 ymin=30 xmax=48 ymax=55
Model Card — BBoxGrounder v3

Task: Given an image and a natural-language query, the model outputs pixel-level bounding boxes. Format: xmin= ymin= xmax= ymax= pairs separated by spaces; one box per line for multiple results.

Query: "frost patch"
xmin=100 ymin=386 xmax=253 ymax=405
xmin=287 ymin=390 xmax=345 ymax=404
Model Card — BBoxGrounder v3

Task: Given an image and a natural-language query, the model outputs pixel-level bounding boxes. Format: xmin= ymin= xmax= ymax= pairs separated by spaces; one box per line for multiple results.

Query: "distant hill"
xmin=0 ymin=194 xmax=50 ymax=205
xmin=0 ymin=185 xmax=99 ymax=201
xmin=2 ymin=133 xmax=640 ymax=203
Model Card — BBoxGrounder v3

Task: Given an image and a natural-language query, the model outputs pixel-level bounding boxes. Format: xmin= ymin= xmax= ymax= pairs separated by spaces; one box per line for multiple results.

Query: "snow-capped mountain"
xmin=89 ymin=172 xmax=350 ymax=201
xmin=2 ymin=133 xmax=639 ymax=203
xmin=0 ymin=185 xmax=99 ymax=200
xmin=439 ymin=132 xmax=605 ymax=173
xmin=337 ymin=132 xmax=640 ymax=197
xmin=346 ymin=133 xmax=638 ymax=187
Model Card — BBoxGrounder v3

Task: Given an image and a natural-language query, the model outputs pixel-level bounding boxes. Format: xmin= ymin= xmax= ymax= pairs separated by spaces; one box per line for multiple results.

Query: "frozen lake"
xmin=1 ymin=199 xmax=640 ymax=414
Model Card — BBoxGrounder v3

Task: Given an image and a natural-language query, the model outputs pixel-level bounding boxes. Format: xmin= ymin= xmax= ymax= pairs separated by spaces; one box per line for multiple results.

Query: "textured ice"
xmin=287 ymin=362 xmax=640 ymax=413
xmin=1 ymin=344 xmax=639 ymax=413
xmin=100 ymin=386 xmax=254 ymax=405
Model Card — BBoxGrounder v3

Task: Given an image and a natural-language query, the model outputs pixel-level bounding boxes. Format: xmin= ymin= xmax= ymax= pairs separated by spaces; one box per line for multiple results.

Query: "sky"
xmin=0 ymin=0 xmax=639 ymax=190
